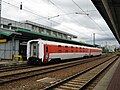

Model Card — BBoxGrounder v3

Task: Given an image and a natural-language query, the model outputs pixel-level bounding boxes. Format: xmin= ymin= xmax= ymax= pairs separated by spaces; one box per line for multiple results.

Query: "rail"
xmin=43 ymin=56 xmax=119 ymax=90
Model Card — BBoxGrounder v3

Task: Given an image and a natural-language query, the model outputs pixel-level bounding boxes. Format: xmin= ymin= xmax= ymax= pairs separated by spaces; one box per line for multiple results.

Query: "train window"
xmin=33 ymin=45 xmax=37 ymax=55
xmin=65 ymin=46 xmax=68 ymax=48
xmin=33 ymin=45 xmax=36 ymax=49
xmin=87 ymin=49 xmax=89 ymax=52
xmin=71 ymin=46 xmax=73 ymax=48
xmin=58 ymin=45 xmax=61 ymax=47
xmin=84 ymin=48 xmax=86 ymax=52
xmin=80 ymin=48 xmax=82 ymax=52
xmin=65 ymin=50 xmax=68 ymax=52
xmin=58 ymin=50 xmax=62 ymax=53
xmin=46 ymin=46 xmax=48 ymax=52
xmin=81 ymin=49 xmax=84 ymax=52
xmin=76 ymin=47 xmax=78 ymax=48
xmin=83 ymin=48 xmax=85 ymax=52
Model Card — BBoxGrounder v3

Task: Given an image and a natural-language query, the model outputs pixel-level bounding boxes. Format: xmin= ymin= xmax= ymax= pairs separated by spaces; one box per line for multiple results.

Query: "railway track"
xmin=0 ymin=65 xmax=35 ymax=72
xmin=43 ymin=56 xmax=119 ymax=90
xmin=0 ymin=55 xmax=115 ymax=85
xmin=0 ymin=55 xmax=104 ymax=73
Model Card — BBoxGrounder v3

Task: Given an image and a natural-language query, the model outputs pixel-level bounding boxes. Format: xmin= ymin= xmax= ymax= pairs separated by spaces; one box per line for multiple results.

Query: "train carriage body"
xmin=27 ymin=39 xmax=102 ymax=65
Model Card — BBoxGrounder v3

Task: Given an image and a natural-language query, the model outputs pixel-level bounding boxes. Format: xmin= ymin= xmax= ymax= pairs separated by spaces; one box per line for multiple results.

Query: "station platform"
xmin=93 ymin=57 xmax=120 ymax=90
xmin=107 ymin=59 xmax=120 ymax=90
xmin=0 ymin=60 xmax=27 ymax=67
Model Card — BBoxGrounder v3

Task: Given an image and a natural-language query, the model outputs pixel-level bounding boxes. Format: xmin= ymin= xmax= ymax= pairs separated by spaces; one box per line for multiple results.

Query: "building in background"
xmin=0 ymin=17 xmax=77 ymax=60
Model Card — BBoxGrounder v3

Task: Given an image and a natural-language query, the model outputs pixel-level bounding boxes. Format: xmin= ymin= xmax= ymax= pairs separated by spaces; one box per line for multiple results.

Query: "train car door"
xmin=30 ymin=41 xmax=39 ymax=58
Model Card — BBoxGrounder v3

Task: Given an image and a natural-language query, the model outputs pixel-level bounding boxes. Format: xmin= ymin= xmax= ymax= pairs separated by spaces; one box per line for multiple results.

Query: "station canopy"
xmin=91 ymin=0 xmax=120 ymax=44
xmin=0 ymin=28 xmax=95 ymax=47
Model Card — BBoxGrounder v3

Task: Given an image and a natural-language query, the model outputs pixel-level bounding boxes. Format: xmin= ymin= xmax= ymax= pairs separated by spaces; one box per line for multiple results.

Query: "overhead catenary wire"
xmin=3 ymin=0 xmax=98 ymax=39
xmin=2 ymin=0 xmax=84 ymax=36
xmin=1 ymin=1 xmax=65 ymax=27
xmin=72 ymin=0 xmax=111 ymax=37
xmin=49 ymin=0 xmax=107 ymax=37
xmin=48 ymin=12 xmax=88 ymax=20
xmin=43 ymin=0 xmax=89 ymax=36
xmin=2 ymin=0 xmax=112 ymax=40
xmin=26 ymin=0 xmax=90 ymax=37
xmin=49 ymin=0 xmax=108 ymax=37
xmin=2 ymin=1 xmax=48 ymax=20
xmin=49 ymin=0 xmax=91 ymax=38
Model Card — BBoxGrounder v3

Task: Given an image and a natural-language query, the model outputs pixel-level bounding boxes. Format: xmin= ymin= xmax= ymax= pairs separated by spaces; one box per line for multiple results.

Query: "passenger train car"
xmin=27 ymin=39 xmax=102 ymax=65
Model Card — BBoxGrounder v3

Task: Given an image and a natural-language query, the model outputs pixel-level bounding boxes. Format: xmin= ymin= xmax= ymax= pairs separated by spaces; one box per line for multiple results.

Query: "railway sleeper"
xmin=58 ymin=85 xmax=78 ymax=90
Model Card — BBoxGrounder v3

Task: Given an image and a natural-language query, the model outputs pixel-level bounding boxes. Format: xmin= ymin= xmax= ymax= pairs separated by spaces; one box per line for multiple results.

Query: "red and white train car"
xmin=27 ymin=39 xmax=102 ymax=65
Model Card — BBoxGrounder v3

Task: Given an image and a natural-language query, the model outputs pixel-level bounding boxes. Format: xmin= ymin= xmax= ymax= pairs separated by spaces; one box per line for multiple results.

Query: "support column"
xmin=0 ymin=0 xmax=1 ymax=26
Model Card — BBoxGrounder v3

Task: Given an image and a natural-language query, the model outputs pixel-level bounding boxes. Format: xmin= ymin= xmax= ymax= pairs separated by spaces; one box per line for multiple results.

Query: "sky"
xmin=1 ymin=0 xmax=120 ymax=47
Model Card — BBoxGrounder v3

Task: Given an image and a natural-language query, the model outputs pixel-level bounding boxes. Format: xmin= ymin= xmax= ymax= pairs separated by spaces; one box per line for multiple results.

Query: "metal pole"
xmin=93 ymin=33 xmax=95 ymax=46
xmin=12 ymin=35 xmax=16 ymax=56
xmin=106 ymin=41 xmax=108 ymax=53
xmin=0 ymin=0 xmax=1 ymax=27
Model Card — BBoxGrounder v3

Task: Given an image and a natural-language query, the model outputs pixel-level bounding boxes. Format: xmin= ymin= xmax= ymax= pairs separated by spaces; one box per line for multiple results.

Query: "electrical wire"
xmin=49 ymin=0 xmax=91 ymax=38
xmin=72 ymin=0 xmax=112 ymax=37
xmin=2 ymin=1 xmax=48 ymax=19
xmin=2 ymin=1 xmax=63 ymax=27
xmin=20 ymin=0 xmax=89 ymax=37
xmin=3 ymin=0 xmax=112 ymax=40
xmin=2 ymin=0 xmax=81 ymax=36
xmin=49 ymin=0 xmax=105 ymax=37
xmin=50 ymin=0 xmax=114 ymax=42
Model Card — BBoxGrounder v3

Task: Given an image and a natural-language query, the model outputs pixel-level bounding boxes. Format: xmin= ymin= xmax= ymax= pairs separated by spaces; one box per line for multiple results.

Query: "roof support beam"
xmin=91 ymin=0 xmax=120 ymax=44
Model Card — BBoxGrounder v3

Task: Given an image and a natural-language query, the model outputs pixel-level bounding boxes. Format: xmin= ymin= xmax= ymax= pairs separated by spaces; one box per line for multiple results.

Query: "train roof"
xmin=28 ymin=39 xmax=102 ymax=50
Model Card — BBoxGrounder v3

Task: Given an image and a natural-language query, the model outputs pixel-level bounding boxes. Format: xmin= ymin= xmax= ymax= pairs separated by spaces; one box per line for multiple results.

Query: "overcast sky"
xmin=1 ymin=0 xmax=119 ymax=47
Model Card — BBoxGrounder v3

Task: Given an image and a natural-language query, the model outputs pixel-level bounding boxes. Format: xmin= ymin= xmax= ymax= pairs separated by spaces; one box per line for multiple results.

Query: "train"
xmin=27 ymin=39 xmax=102 ymax=65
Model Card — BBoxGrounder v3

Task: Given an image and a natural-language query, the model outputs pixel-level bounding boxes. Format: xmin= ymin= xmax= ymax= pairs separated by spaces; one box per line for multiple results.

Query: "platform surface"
xmin=0 ymin=60 xmax=27 ymax=67
xmin=93 ymin=57 xmax=120 ymax=90
xmin=107 ymin=59 xmax=120 ymax=90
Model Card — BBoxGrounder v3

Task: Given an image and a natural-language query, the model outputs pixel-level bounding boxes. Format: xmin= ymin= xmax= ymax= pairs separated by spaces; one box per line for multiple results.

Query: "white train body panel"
xmin=49 ymin=53 xmax=89 ymax=60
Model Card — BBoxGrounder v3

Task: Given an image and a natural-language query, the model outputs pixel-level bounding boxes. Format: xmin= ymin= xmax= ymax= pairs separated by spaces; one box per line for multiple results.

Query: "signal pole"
xmin=93 ymin=33 xmax=95 ymax=46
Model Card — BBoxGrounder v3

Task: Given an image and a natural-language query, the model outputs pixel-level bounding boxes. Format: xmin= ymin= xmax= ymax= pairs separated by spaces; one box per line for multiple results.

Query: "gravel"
xmin=0 ymin=55 xmax=113 ymax=90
